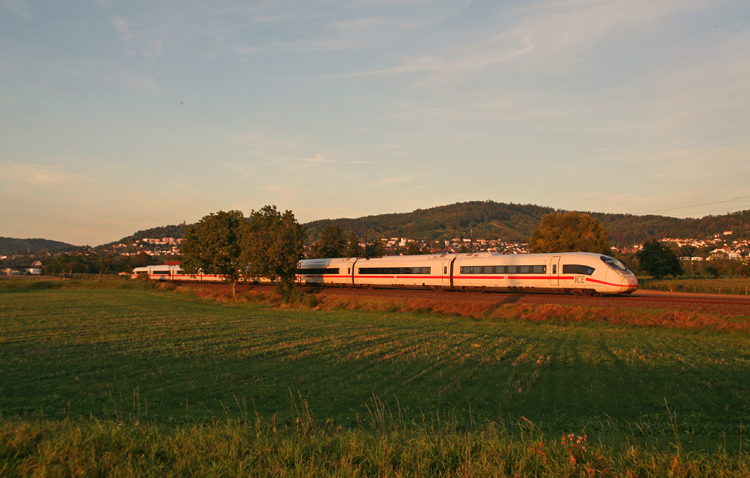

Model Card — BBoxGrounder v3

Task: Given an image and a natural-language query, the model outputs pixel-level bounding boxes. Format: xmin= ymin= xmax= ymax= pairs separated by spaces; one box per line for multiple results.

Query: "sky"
xmin=1 ymin=0 xmax=749 ymax=246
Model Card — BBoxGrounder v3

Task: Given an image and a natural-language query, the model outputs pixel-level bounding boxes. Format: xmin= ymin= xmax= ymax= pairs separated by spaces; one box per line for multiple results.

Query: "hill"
xmin=304 ymin=201 xmax=556 ymax=244
xmin=0 ymin=237 xmax=77 ymax=256
xmin=110 ymin=201 xmax=750 ymax=248
xmin=305 ymin=201 xmax=750 ymax=246
xmin=115 ymin=224 xmax=190 ymax=246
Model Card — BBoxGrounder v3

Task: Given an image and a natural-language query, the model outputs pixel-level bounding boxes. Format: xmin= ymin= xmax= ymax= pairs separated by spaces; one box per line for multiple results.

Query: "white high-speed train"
xmin=132 ymin=252 xmax=638 ymax=295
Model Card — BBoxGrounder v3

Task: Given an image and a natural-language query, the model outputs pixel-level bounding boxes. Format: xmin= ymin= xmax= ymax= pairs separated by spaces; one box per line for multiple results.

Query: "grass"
xmin=2 ymin=418 xmax=748 ymax=477
xmin=1 ymin=284 xmax=749 ymax=475
xmin=639 ymin=277 xmax=750 ymax=295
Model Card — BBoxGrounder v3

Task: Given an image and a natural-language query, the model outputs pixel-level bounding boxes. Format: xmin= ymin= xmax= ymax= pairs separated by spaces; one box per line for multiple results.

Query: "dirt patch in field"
xmin=176 ymin=283 xmax=750 ymax=333
xmin=311 ymin=294 xmax=749 ymax=333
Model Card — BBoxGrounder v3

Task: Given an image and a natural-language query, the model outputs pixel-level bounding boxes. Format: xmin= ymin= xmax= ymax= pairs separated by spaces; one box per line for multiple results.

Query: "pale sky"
xmin=2 ymin=0 xmax=749 ymax=246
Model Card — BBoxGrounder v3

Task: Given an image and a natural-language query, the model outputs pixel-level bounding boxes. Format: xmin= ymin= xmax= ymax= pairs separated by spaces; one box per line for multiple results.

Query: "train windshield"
xmin=600 ymin=256 xmax=629 ymax=272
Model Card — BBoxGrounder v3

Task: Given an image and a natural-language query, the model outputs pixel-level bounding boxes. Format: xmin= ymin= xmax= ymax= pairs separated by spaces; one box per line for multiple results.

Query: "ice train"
xmin=132 ymin=252 xmax=638 ymax=296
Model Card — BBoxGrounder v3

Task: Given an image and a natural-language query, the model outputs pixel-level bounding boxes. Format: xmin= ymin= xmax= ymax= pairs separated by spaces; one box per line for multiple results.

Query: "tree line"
xmin=180 ymin=207 xmax=403 ymax=299
xmin=12 ymin=208 xmax=747 ymax=287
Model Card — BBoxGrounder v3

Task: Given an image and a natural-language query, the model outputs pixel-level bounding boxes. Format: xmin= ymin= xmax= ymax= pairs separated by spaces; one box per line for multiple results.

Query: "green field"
xmin=1 ymin=286 xmax=750 ymax=475
xmin=2 ymin=286 xmax=749 ymax=432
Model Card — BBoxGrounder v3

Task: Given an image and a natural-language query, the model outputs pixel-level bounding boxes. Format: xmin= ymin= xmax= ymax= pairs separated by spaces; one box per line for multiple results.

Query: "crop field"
xmin=639 ymin=277 xmax=750 ymax=296
xmin=1 ymin=284 xmax=750 ymax=475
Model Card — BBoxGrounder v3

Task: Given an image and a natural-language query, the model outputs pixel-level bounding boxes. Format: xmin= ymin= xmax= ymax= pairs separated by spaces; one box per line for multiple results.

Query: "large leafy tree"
xmin=529 ymin=212 xmax=611 ymax=254
xmin=406 ymin=240 xmax=432 ymax=255
xmin=636 ymin=238 xmax=682 ymax=279
xmin=406 ymin=241 xmax=422 ymax=255
xmin=345 ymin=232 xmax=363 ymax=258
xmin=181 ymin=210 xmax=250 ymax=299
xmin=244 ymin=205 xmax=306 ymax=293
xmin=309 ymin=225 xmax=347 ymax=259
xmin=364 ymin=237 xmax=386 ymax=258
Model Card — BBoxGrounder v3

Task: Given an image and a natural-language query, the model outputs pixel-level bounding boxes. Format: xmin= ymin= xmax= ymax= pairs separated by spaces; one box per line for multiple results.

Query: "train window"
xmin=600 ymin=256 xmax=629 ymax=272
xmin=444 ymin=266 xmax=447 ymax=274
xmin=563 ymin=264 xmax=595 ymax=275
xmin=459 ymin=265 xmax=546 ymax=274
xmin=151 ymin=270 xmax=170 ymax=275
xmin=298 ymin=268 xmax=340 ymax=275
xmin=359 ymin=267 xmax=430 ymax=275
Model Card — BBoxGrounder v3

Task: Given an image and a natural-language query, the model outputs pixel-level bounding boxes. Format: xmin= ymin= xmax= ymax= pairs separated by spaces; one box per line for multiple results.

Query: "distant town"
xmin=3 ymin=199 xmax=750 ymax=276
xmin=3 ymin=231 xmax=749 ymax=277
xmin=70 ymin=229 xmax=750 ymax=260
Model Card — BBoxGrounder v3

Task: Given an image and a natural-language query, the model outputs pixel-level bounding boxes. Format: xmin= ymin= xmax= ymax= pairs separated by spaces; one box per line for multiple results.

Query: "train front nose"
xmin=622 ymin=274 xmax=638 ymax=292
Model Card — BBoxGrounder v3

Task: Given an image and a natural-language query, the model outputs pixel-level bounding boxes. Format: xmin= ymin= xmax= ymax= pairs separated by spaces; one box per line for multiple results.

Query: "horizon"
xmin=2 ymin=1 xmax=749 ymax=245
xmin=4 ymin=199 xmax=749 ymax=248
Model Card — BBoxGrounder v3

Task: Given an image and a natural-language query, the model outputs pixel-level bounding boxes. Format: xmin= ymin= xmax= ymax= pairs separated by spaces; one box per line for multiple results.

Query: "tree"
xmin=406 ymin=241 xmax=422 ymax=255
xmin=404 ymin=240 xmax=431 ymax=255
xmin=529 ymin=212 xmax=611 ymax=254
xmin=364 ymin=237 xmax=386 ymax=258
xmin=703 ymin=264 xmax=721 ymax=279
xmin=345 ymin=232 xmax=363 ymax=258
xmin=244 ymin=205 xmax=306 ymax=294
xmin=181 ymin=210 xmax=250 ymax=299
xmin=636 ymin=238 xmax=682 ymax=279
xmin=97 ymin=252 xmax=116 ymax=279
xmin=679 ymin=245 xmax=697 ymax=258
xmin=309 ymin=225 xmax=347 ymax=259
xmin=129 ymin=252 xmax=154 ymax=268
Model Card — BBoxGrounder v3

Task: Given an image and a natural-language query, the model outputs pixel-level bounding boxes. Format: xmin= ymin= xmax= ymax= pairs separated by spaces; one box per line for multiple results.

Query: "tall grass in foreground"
xmin=2 ymin=414 xmax=748 ymax=477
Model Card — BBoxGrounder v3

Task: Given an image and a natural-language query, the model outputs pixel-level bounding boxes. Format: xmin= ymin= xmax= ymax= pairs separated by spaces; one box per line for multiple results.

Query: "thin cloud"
xmin=374 ymin=174 xmax=422 ymax=187
xmin=222 ymin=161 xmax=255 ymax=178
xmin=112 ymin=16 xmax=165 ymax=61
xmin=349 ymin=0 xmax=714 ymax=79
xmin=284 ymin=153 xmax=377 ymax=170
xmin=0 ymin=40 xmax=160 ymax=92
xmin=230 ymin=132 xmax=377 ymax=171
xmin=288 ymin=153 xmax=332 ymax=169
xmin=2 ymin=0 xmax=32 ymax=20
xmin=0 ymin=163 xmax=89 ymax=187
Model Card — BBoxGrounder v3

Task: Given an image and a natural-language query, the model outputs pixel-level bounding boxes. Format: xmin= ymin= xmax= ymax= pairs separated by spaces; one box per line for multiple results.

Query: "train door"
xmin=350 ymin=258 xmax=359 ymax=286
xmin=550 ymin=256 xmax=560 ymax=286
xmin=441 ymin=260 xmax=452 ymax=286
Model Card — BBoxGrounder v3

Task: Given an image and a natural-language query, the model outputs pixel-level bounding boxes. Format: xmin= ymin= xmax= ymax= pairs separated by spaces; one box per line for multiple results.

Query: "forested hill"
xmin=304 ymin=201 xmax=750 ymax=247
xmin=104 ymin=201 xmax=750 ymax=248
xmin=0 ymin=237 xmax=77 ymax=255
xmin=305 ymin=202 xmax=557 ymax=244
xmin=590 ymin=210 xmax=750 ymax=246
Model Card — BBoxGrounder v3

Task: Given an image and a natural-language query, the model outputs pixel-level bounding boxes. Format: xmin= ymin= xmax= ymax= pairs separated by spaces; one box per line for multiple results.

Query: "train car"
xmin=130 ymin=264 xmax=224 ymax=282
xmin=451 ymin=252 xmax=637 ymax=295
xmin=297 ymin=257 xmax=357 ymax=286
xmin=131 ymin=264 xmax=177 ymax=281
xmin=352 ymin=254 xmax=447 ymax=289
xmin=133 ymin=252 xmax=637 ymax=295
xmin=297 ymin=252 xmax=637 ymax=295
